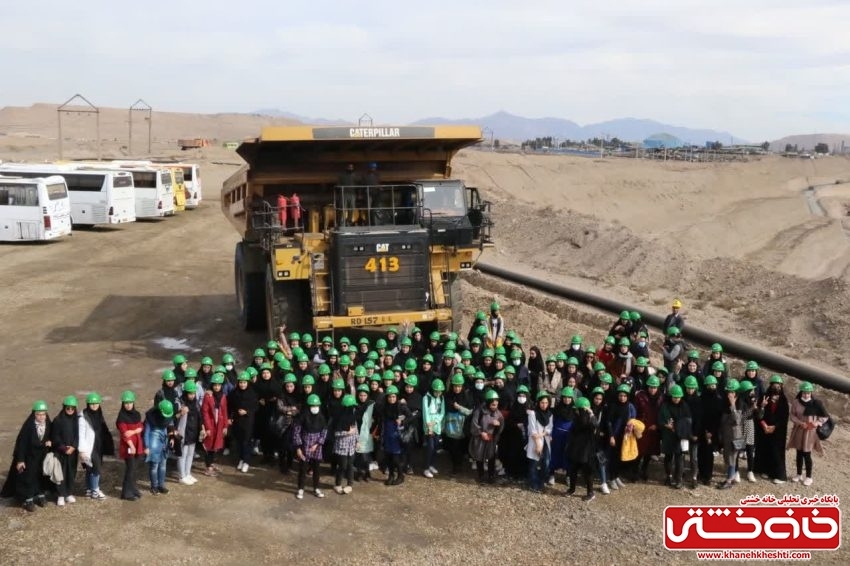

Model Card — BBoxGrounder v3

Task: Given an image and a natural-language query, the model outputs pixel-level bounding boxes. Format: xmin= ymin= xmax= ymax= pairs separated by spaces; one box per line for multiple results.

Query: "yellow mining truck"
xmin=221 ymin=125 xmax=493 ymax=339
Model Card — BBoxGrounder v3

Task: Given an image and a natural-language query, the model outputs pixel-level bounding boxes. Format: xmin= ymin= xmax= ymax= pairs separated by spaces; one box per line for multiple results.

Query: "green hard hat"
xmin=376 ymin=339 xmax=387 ymax=349
xmin=295 ymin=353 xmax=308 ymax=363
xmin=289 ymin=332 xmax=300 ymax=341
xmin=246 ymin=367 xmax=259 ymax=377
xmin=450 ymin=375 xmax=465 ymax=386
xmin=725 ymin=378 xmax=740 ymax=392
xmin=201 ymin=356 xmax=213 ymax=366
xmin=513 ymin=385 xmax=527 ymax=395
xmin=273 ymin=352 xmax=285 ymax=363
xmin=306 ymin=394 xmax=321 ymax=407
xmin=470 ymin=337 xmax=482 ymax=346
xmin=86 ymin=392 xmax=102 ymax=404
xmin=617 ymin=384 xmax=631 ymax=394
xmin=210 ymin=373 xmax=225 ymax=385
xmin=183 ymin=379 xmax=198 ymax=393
xmin=405 ymin=358 xmax=418 ymax=371
xmin=292 ymin=347 xmax=305 ymax=357
xmin=485 ymin=390 xmax=500 ymax=401
xmin=389 ymin=327 xmax=400 ymax=335
xmin=430 ymin=378 xmax=445 ymax=391
xmin=121 ymin=391 xmax=136 ymax=403
xmin=561 ymin=386 xmax=575 ymax=398
xmin=253 ymin=348 xmax=266 ymax=358
xmin=490 ymin=301 xmax=500 ymax=311
xmin=495 ymin=355 xmax=507 ymax=363
xmin=593 ymin=361 xmax=606 ymax=372
xmin=746 ymin=361 xmax=759 ymax=371
xmin=356 ymin=383 xmax=370 ymax=393
xmin=738 ymin=381 xmax=755 ymax=393
xmin=494 ymin=371 xmax=506 ymax=381
xmin=222 ymin=353 xmax=235 ymax=364
xmin=237 ymin=372 xmax=252 ymax=382
xmin=476 ymin=310 xmax=486 ymax=321
xmin=173 ymin=354 xmax=187 ymax=365
xmin=382 ymin=370 xmax=395 ymax=381
xmin=363 ymin=361 xmax=376 ymax=370
xmin=358 ymin=337 xmax=370 ymax=346
xmin=475 ymin=325 xmax=488 ymax=336
xmin=32 ymin=400 xmax=48 ymax=412
xmin=504 ymin=365 xmax=516 ymax=375
xmin=556 ymin=352 xmax=568 ymax=361
xmin=284 ymin=373 xmax=298 ymax=384
xmin=483 ymin=349 xmax=495 ymax=359
xmin=505 ymin=330 xmax=516 ymax=340
xmin=301 ymin=333 xmax=313 ymax=343
xmin=619 ymin=337 xmax=631 ymax=347
xmin=367 ymin=352 xmax=379 ymax=362
xmin=339 ymin=336 xmax=351 ymax=345
xmin=669 ymin=385 xmax=684 ymax=398
xmin=162 ymin=369 xmax=176 ymax=382
xmin=510 ymin=349 xmax=522 ymax=359
xmin=63 ymin=395 xmax=78 ymax=408
xmin=443 ymin=350 xmax=455 ymax=358
xmin=354 ymin=366 xmax=367 ymax=378
xmin=629 ymin=311 xmax=641 ymax=321
xmin=464 ymin=365 xmax=477 ymax=376
xmin=340 ymin=355 xmax=351 ymax=366
xmin=214 ymin=365 xmax=227 ymax=374
xmin=401 ymin=337 xmax=412 ymax=347
xmin=711 ymin=361 xmax=725 ymax=372
xmin=278 ymin=359 xmax=292 ymax=372
xmin=575 ymin=397 xmax=591 ymax=410
xmin=585 ymin=346 xmax=596 ymax=354
xmin=474 ymin=371 xmax=486 ymax=381
xmin=535 ymin=390 xmax=550 ymax=400
xmin=385 ymin=385 xmax=399 ymax=396
xmin=646 ymin=376 xmax=661 ymax=388
xmin=461 ymin=350 xmax=473 ymax=361
xmin=332 ymin=379 xmax=345 ymax=390
xmin=260 ymin=362 xmax=273 ymax=371
xmin=711 ymin=343 xmax=723 ymax=353
xmin=571 ymin=335 xmax=583 ymax=345
xmin=619 ymin=310 xmax=630 ymax=319
xmin=422 ymin=354 xmax=434 ymax=363
xmin=600 ymin=373 xmax=613 ymax=384
xmin=302 ymin=375 xmax=315 ymax=386
xmin=799 ymin=381 xmax=814 ymax=393
xmin=704 ymin=375 xmax=718 ymax=386
xmin=769 ymin=374 xmax=783 ymax=384
xmin=429 ymin=331 xmax=441 ymax=341
xmin=605 ymin=336 xmax=616 ymax=345
xmin=688 ymin=350 xmax=700 ymax=359
xmin=369 ymin=374 xmax=381 ymax=383
xmin=158 ymin=399 xmax=174 ymax=418
xmin=591 ymin=387 xmax=604 ymax=396
xmin=684 ymin=376 xmax=699 ymax=389
xmin=446 ymin=341 xmax=457 ymax=352
xmin=342 ymin=394 xmax=356 ymax=408
xmin=666 ymin=327 xmax=681 ymax=336
xmin=636 ymin=357 xmax=649 ymax=368
xmin=567 ymin=356 xmax=579 ymax=366
xmin=656 ymin=366 xmax=669 ymax=375
xmin=185 ymin=368 xmax=198 ymax=379
xmin=405 ymin=375 xmax=419 ymax=387
xmin=318 ymin=364 xmax=331 ymax=375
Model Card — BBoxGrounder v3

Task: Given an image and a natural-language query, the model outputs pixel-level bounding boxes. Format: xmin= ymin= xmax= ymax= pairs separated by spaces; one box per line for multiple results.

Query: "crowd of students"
xmin=1 ymin=301 xmax=834 ymax=511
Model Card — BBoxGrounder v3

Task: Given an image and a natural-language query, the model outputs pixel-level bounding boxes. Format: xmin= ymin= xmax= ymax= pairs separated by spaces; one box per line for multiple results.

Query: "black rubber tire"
xmin=235 ymin=242 xmax=266 ymax=331
xmin=449 ymin=273 xmax=464 ymax=333
xmin=265 ymin=265 xmax=312 ymax=339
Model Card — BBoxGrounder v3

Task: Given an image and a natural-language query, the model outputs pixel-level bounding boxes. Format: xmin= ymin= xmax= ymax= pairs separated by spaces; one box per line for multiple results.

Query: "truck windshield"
xmin=421 ymin=183 xmax=466 ymax=217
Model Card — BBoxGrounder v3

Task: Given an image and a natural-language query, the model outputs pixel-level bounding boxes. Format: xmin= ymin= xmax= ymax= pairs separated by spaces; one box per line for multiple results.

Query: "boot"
xmin=363 ymin=470 xmax=372 ymax=483
xmin=384 ymin=472 xmax=395 ymax=486
xmin=353 ymin=470 xmax=362 ymax=482
xmin=392 ymin=472 xmax=405 ymax=485
xmin=639 ymin=458 xmax=650 ymax=481
xmin=567 ymin=481 xmax=576 ymax=496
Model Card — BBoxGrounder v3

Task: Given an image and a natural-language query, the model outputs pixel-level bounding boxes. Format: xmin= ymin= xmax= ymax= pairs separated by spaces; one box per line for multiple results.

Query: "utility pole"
xmin=57 ymin=93 xmax=100 ymax=160
xmin=128 ymin=99 xmax=152 ymax=156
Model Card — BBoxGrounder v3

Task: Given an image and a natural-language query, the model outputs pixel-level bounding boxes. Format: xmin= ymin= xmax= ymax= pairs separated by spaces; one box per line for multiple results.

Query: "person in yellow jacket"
xmin=621 ymin=417 xmax=645 ymax=463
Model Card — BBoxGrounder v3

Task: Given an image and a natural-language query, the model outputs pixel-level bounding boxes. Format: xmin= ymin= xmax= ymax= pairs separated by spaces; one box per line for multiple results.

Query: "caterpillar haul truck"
xmin=221 ymin=125 xmax=493 ymax=340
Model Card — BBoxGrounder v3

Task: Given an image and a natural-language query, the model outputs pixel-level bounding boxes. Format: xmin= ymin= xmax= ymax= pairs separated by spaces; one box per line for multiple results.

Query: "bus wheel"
xmin=265 ymin=266 xmax=311 ymax=338
xmin=235 ymin=242 xmax=265 ymax=331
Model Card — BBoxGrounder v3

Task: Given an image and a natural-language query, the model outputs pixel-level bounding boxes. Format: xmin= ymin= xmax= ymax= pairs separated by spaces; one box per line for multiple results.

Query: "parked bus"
xmin=0 ymin=164 xmax=136 ymax=226
xmin=0 ymin=175 xmax=72 ymax=241
xmin=75 ymin=162 xmax=176 ymax=218
xmin=175 ymin=162 xmax=202 ymax=209
xmin=161 ymin=166 xmax=186 ymax=212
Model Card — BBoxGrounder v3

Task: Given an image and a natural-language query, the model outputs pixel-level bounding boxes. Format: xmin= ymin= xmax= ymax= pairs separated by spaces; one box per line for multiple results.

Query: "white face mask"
xmin=638 ymin=341 xmax=646 ymax=347
xmin=571 ymin=344 xmax=580 ymax=350
xmin=225 ymin=364 xmax=234 ymax=371
xmin=309 ymin=406 xmax=320 ymax=415
xmin=474 ymin=382 xmax=484 ymax=390
xmin=517 ymin=395 xmax=527 ymax=404
xmin=513 ymin=359 xmax=521 ymax=366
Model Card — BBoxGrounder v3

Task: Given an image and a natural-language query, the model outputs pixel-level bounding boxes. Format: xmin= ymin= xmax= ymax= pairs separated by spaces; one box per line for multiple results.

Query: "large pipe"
xmin=476 ymin=262 xmax=850 ymax=394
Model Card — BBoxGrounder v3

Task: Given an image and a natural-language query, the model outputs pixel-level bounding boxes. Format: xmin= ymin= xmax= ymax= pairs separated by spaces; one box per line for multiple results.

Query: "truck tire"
xmin=265 ymin=265 xmax=311 ymax=339
xmin=441 ymin=273 xmax=463 ymax=334
xmin=234 ymin=242 xmax=266 ymax=331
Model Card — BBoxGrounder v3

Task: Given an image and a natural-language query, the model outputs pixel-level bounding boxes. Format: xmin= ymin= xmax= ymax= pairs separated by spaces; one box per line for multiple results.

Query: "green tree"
xmin=761 ymin=141 xmax=770 ymax=151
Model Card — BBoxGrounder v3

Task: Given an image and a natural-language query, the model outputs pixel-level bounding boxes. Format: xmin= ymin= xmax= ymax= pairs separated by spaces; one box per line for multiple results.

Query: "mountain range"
xmin=255 ymin=109 xmax=742 ymax=145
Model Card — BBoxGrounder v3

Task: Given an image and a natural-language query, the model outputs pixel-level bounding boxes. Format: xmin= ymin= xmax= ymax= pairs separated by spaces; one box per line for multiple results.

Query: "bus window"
xmin=46 ymin=183 xmax=68 ymax=200
xmin=161 ymin=171 xmax=172 ymax=186
xmin=0 ymin=184 xmax=39 ymax=206
xmin=64 ymin=173 xmax=106 ymax=192
xmin=133 ymin=172 xmax=157 ymax=189
xmin=113 ymin=175 xmax=133 ymax=188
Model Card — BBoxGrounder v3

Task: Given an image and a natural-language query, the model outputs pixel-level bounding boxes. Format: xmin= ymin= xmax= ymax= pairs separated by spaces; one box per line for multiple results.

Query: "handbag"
xmin=816 ymin=417 xmax=834 ymax=441
xmin=731 ymin=438 xmax=745 ymax=451
xmin=595 ymin=449 xmax=608 ymax=467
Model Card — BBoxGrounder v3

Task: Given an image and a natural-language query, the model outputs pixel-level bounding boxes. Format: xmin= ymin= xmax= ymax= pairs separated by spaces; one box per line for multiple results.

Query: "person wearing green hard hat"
xmin=292 ymin=394 xmax=329 ymax=499
xmin=250 ymin=348 xmax=267 ymax=372
xmin=470 ymin=388 xmax=504 ymax=484
xmin=597 ymin=335 xmax=616 ymax=369
xmin=549 ymin=385 xmax=576 ymax=485
xmin=254 ymin=356 xmax=284 ymax=465
xmin=525 ymin=389 xmax=553 ymax=492
xmin=787 ymin=381 xmax=829 ymax=487
xmin=741 ymin=360 xmax=764 ymax=399
xmin=115 ymin=390 xmax=145 ymax=501
xmin=717 ymin=378 xmax=743 ymax=490
xmin=484 ymin=300 xmax=506 ymax=350
xmin=734 ymin=379 xmax=760 ymax=484
xmin=701 ymin=344 xmax=727 ymax=384
xmin=661 ymin=323 xmax=685 ymax=375
xmin=51 ymin=395 xmax=81 ymax=506
xmin=658 ymin=383 xmax=689 ymax=489
xmin=353 ymin=381 xmax=377 ymax=483
xmin=378 ymin=381 xmax=412 ymax=487
xmin=143 ymin=400 xmax=176 ymax=495
xmin=78 ymin=391 xmax=113 ymax=501
xmin=633 ymin=374 xmax=663 ymax=481
xmin=443 ymin=370 xmax=474 ymax=475
xmin=197 ymin=356 xmax=215 ymax=386
xmin=607 ymin=383 xmax=636 ymax=491
xmin=2 ymin=400 xmax=53 ymax=511
xmin=228 ymin=367 xmax=260 ymax=474
xmin=421 ymin=378 xmax=446 ymax=478
xmin=540 ymin=354 xmax=563 ymax=402
xmin=171 ymin=354 xmax=189 ymax=384
xmin=331 ymin=392 xmax=359 ymax=495
xmin=274 ymin=373 xmax=301 ymax=475
xmin=200 ymin=373 xmax=228 ymax=478
xmin=609 ymin=310 xmax=631 ymax=341
xmin=175 ymin=378 xmax=202 ymax=486
xmin=567 ymin=391 xmax=598 ymax=501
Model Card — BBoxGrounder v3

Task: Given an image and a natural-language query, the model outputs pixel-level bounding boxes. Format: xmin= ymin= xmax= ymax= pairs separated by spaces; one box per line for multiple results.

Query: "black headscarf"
xmin=534 ymin=403 xmax=551 ymax=428
xmin=116 ymin=404 xmax=141 ymax=426
xmin=301 ymin=407 xmax=327 ymax=434
xmin=335 ymin=406 xmax=356 ymax=432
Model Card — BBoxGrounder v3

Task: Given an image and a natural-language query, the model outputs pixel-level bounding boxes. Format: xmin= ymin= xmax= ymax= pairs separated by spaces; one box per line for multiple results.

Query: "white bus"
xmin=0 ymin=164 xmax=136 ymax=226
xmin=0 ymin=175 xmax=72 ymax=241
xmin=76 ymin=163 xmax=176 ymax=218
xmin=177 ymin=163 xmax=202 ymax=209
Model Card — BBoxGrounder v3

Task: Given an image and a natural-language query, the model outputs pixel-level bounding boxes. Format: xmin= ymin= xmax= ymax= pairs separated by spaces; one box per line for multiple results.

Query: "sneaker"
xmin=582 ymin=493 xmax=596 ymax=502
xmin=252 ymin=446 xmax=261 ymax=455
xmin=23 ymin=500 xmax=36 ymax=512
xmin=57 ymin=496 xmax=65 ymax=507
xmin=803 ymin=477 xmax=813 ymax=486
xmin=241 ymin=463 xmax=250 ymax=473
xmin=179 ymin=477 xmax=193 ymax=486
xmin=747 ymin=472 xmax=756 ymax=483
xmin=157 ymin=486 xmax=169 ymax=494
xmin=791 ymin=475 xmax=801 ymax=482
xmin=773 ymin=478 xmax=786 ymax=485
xmin=733 ymin=472 xmax=740 ymax=484
xmin=718 ymin=480 xmax=734 ymax=490
xmin=90 ymin=490 xmax=107 ymax=500
xmin=423 ymin=469 xmax=434 ymax=479
xmin=429 ymin=466 xmax=439 ymax=475
xmin=343 ymin=486 xmax=353 ymax=494
xmin=609 ymin=479 xmax=619 ymax=491
xmin=222 ymin=448 xmax=230 ymax=456
xmin=334 ymin=485 xmax=344 ymax=494
xmin=66 ymin=495 xmax=76 ymax=504
xmin=615 ymin=478 xmax=626 ymax=488
xmin=187 ymin=475 xmax=199 ymax=484
xmin=237 ymin=460 xmax=244 ymax=470
xmin=760 ymin=473 xmax=770 ymax=480
xmin=84 ymin=489 xmax=92 ymax=497
xmin=296 ymin=489 xmax=304 ymax=500
xmin=204 ymin=467 xmax=218 ymax=477
xmin=601 ymin=483 xmax=611 ymax=495
xmin=34 ymin=495 xmax=46 ymax=508
xmin=547 ymin=476 xmax=556 ymax=486
xmin=369 ymin=462 xmax=379 ymax=471
xmin=314 ymin=489 xmax=325 ymax=498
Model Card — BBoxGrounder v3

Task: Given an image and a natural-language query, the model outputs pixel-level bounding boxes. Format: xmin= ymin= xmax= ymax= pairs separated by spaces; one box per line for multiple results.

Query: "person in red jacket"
xmin=201 ymin=374 xmax=229 ymax=476
xmin=597 ymin=336 xmax=616 ymax=372
xmin=115 ymin=391 xmax=144 ymax=501
xmin=634 ymin=376 xmax=664 ymax=481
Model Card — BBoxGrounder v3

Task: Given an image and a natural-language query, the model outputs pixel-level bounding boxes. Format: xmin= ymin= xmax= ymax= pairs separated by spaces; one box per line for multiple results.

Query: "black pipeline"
xmin=476 ymin=262 xmax=850 ymax=394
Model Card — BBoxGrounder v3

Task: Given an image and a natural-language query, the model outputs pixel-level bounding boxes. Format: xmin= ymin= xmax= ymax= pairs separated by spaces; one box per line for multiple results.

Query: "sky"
xmin=1 ymin=0 xmax=849 ymax=140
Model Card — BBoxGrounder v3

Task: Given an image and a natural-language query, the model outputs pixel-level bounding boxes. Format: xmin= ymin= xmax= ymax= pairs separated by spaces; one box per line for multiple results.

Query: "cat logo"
xmin=376 ymin=243 xmax=389 ymax=253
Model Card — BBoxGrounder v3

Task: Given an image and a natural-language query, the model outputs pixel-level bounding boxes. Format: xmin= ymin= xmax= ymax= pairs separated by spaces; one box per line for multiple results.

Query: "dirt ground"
xmin=1 ymin=109 xmax=849 ymax=564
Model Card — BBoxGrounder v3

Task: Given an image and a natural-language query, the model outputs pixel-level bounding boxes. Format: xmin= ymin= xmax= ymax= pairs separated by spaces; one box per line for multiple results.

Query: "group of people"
xmin=2 ymin=300 xmax=834 ymax=511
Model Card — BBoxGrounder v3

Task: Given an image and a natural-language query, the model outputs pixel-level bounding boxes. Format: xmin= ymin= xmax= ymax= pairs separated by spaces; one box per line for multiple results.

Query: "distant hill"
xmin=770 ymin=133 xmax=850 ymax=153
xmin=251 ymin=109 xmax=346 ymax=126
xmin=411 ymin=111 xmax=742 ymax=145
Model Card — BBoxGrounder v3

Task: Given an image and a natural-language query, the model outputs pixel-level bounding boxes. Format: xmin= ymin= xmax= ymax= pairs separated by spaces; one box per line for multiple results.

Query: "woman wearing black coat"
xmin=753 ymin=376 xmax=790 ymax=483
xmin=228 ymin=375 xmax=259 ymax=473
xmin=567 ymin=397 xmax=598 ymax=501
xmin=1 ymin=401 xmax=53 ymax=511
xmin=51 ymin=396 xmax=80 ymax=506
